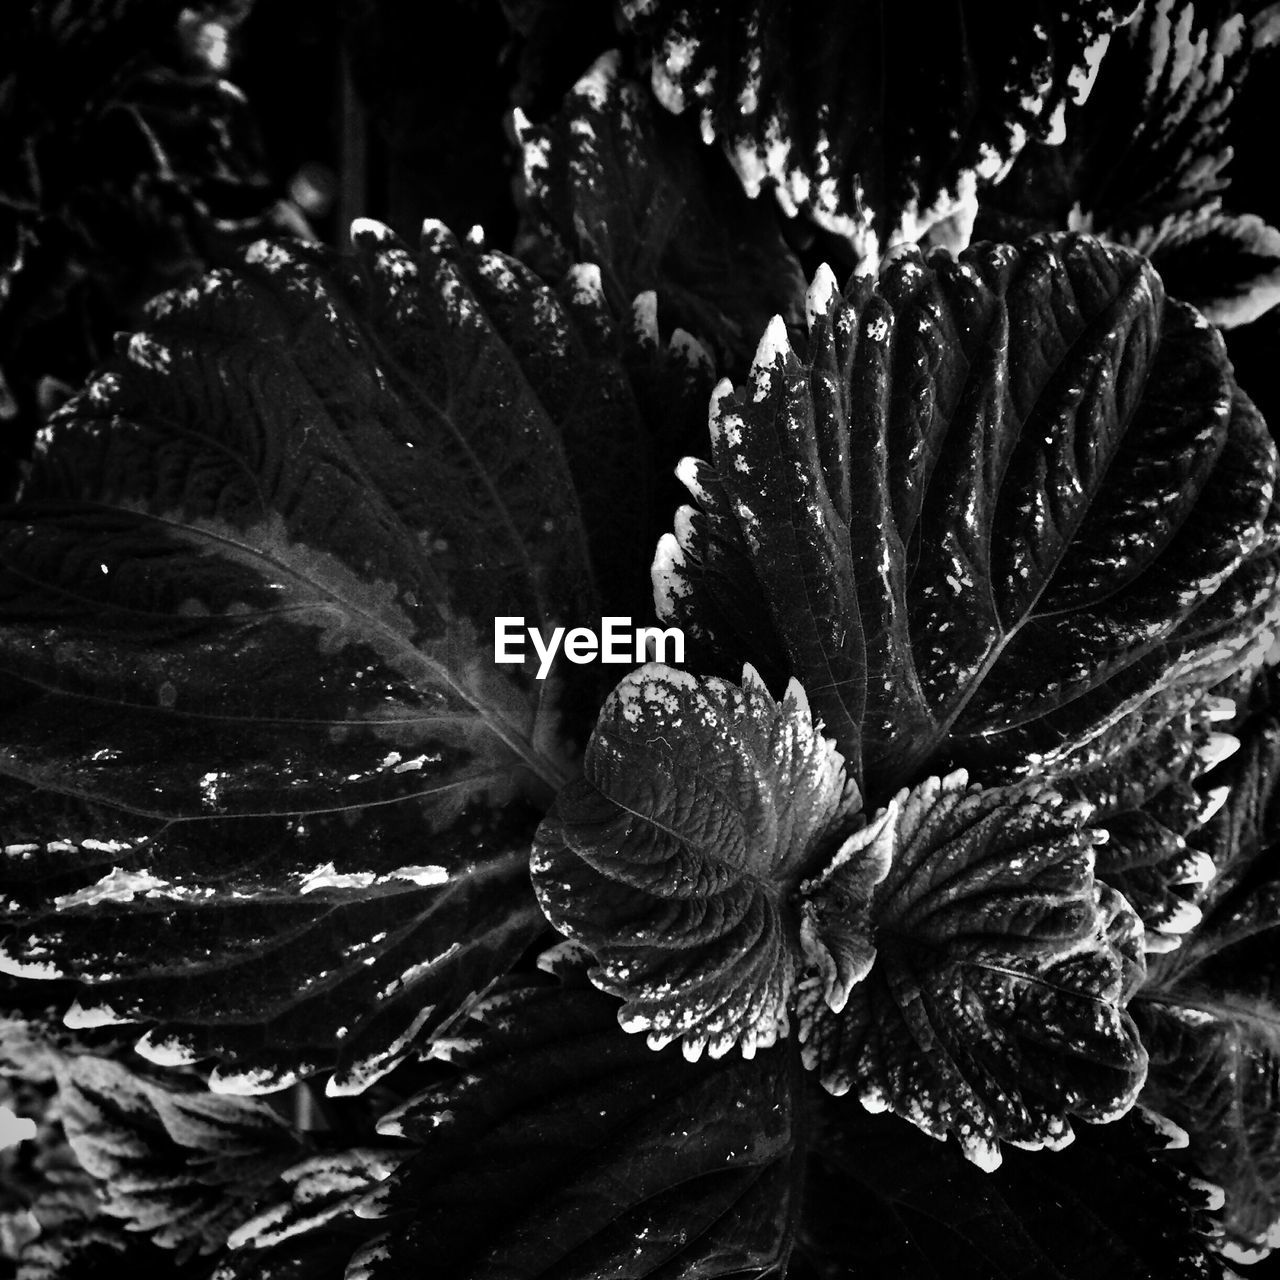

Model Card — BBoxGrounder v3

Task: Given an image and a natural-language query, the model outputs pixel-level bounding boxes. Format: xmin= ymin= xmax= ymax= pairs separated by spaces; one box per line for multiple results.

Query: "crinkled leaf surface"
xmin=619 ymin=0 xmax=1133 ymax=259
xmin=0 ymin=220 xmax=590 ymax=817
xmin=798 ymin=771 xmax=1149 ymax=1170
xmin=656 ymin=233 xmax=1280 ymax=798
xmin=1136 ymin=667 xmax=1280 ymax=1256
xmin=532 ymin=662 xmax=867 ymax=1060
xmin=52 ymin=1052 xmax=300 ymax=1256
xmin=0 ymin=220 xmax=674 ymax=1091
xmin=515 ymin=50 xmax=806 ymax=372
xmin=801 ymin=1099 xmax=1226 ymax=1279
xmin=336 ymin=976 xmax=803 ymax=1280
xmin=978 ymin=0 xmax=1280 ymax=328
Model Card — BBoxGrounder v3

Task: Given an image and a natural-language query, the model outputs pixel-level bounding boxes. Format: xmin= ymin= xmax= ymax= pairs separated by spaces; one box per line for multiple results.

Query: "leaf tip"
xmin=652 ymin=531 xmax=691 ymax=619
xmin=1196 ymin=731 xmax=1241 ymax=771
xmin=750 ymin=315 xmax=794 ymax=392
xmin=805 ymin=263 xmax=839 ymax=330
xmin=1138 ymin=1105 xmax=1190 ymax=1151
xmin=350 ymin=217 xmax=396 ymax=248
xmin=1187 ymin=1177 xmax=1226 ymax=1212
xmin=564 ymin=261 xmax=604 ymax=308
xmin=572 ymin=49 xmax=622 ymax=109
xmin=631 ymin=290 xmax=659 ymax=346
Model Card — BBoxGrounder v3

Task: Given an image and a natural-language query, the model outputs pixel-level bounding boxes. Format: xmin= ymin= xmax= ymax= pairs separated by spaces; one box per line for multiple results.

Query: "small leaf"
xmin=656 ymin=234 xmax=1280 ymax=797
xmin=619 ymin=0 xmax=1134 ymax=260
xmin=799 ymin=771 xmax=1149 ymax=1170
xmin=979 ymin=0 xmax=1280 ymax=328
xmin=1130 ymin=206 xmax=1280 ymax=329
xmin=346 ymin=976 xmax=803 ymax=1280
xmin=532 ymin=662 xmax=862 ymax=1060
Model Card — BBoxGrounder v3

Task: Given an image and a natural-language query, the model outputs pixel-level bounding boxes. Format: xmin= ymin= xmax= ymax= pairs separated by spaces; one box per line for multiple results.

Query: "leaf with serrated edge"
xmin=656 ymin=233 xmax=1280 ymax=798
xmin=620 ymin=1 xmax=1133 ymax=262
xmin=0 ymin=219 xmax=613 ymax=1091
xmin=532 ymin=661 xmax=872 ymax=1061
xmin=799 ymin=770 xmax=1149 ymax=1170
xmin=343 ymin=977 xmax=803 ymax=1280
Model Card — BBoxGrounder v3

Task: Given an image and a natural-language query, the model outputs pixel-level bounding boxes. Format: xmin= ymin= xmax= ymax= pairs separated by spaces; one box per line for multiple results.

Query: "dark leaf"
xmin=515 ymin=51 xmax=807 ymax=372
xmin=340 ymin=976 xmax=803 ymax=1280
xmin=799 ymin=771 xmax=1148 ymax=1169
xmin=980 ymin=0 xmax=1254 ymax=235
xmin=978 ymin=0 xmax=1280 ymax=328
xmin=800 ymin=1099 xmax=1226 ymax=1279
xmin=532 ymin=662 xmax=877 ymax=1060
xmin=618 ymin=0 xmax=1134 ymax=262
xmin=1136 ymin=668 xmax=1280 ymax=1257
xmin=0 ymin=221 xmax=592 ymax=820
xmin=1138 ymin=990 xmax=1280 ymax=1262
xmin=655 ymin=233 xmax=1280 ymax=799
xmin=0 ymin=220 xmax=651 ymax=1090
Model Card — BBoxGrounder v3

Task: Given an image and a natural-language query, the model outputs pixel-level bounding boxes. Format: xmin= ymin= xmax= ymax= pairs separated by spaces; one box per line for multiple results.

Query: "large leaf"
xmin=514 ymin=50 xmax=807 ymax=373
xmin=0 ymin=219 xmax=683 ymax=1090
xmin=618 ymin=0 xmax=1134 ymax=261
xmin=337 ymin=975 xmax=803 ymax=1280
xmin=1135 ymin=668 xmax=1280 ymax=1258
xmin=0 ymin=220 xmax=591 ymax=819
xmin=798 ymin=771 xmax=1148 ymax=1170
xmin=801 ymin=1099 xmax=1227 ymax=1279
xmin=655 ymin=233 xmax=1280 ymax=799
xmin=978 ymin=0 xmax=1280 ymax=328
xmin=532 ymin=662 xmax=881 ymax=1060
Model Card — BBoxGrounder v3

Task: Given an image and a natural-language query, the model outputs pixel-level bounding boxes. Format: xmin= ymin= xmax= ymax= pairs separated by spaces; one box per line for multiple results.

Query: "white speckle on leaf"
xmin=350 ymin=217 xmax=396 ymax=246
xmin=805 ymin=263 xmax=839 ymax=331
xmin=573 ymin=50 xmax=619 ymax=110
xmin=565 ymin=262 xmax=604 ymax=307
xmin=385 ymin=865 xmax=449 ymax=886
xmin=63 ymin=999 xmax=130 ymax=1029
xmin=55 ymin=867 xmax=170 ymax=910
xmin=299 ymin=863 xmax=376 ymax=895
xmin=127 ymin=333 xmax=172 ymax=373
xmin=135 ymin=1030 xmax=201 ymax=1067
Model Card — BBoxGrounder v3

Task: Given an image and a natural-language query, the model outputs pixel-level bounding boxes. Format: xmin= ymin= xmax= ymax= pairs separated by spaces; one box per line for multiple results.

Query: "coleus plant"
xmin=1 ymin=2 xmax=1280 ymax=1278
